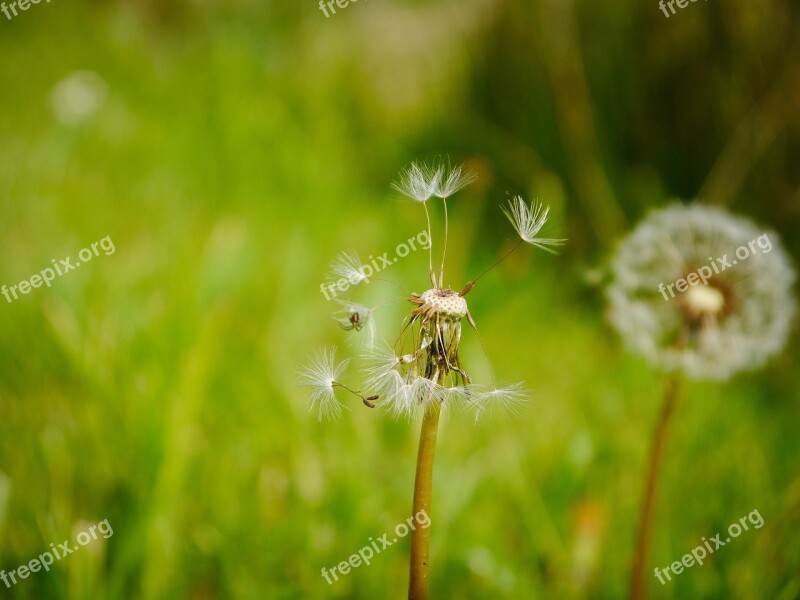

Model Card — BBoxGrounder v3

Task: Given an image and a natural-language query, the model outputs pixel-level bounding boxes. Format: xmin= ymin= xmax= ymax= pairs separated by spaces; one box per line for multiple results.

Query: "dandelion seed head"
xmin=683 ymin=285 xmax=725 ymax=316
xmin=607 ymin=204 xmax=796 ymax=381
xmin=417 ymin=288 xmax=468 ymax=319
xmin=306 ymin=159 xmax=549 ymax=426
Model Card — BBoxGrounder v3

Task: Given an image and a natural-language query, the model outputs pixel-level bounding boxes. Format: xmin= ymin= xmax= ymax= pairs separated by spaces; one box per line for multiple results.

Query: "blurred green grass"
xmin=0 ymin=0 xmax=799 ymax=598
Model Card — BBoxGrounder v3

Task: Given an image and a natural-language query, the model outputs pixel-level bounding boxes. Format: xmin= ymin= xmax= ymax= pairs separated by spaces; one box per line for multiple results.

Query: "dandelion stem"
xmin=408 ymin=373 xmax=444 ymax=600
xmin=423 ymin=202 xmax=436 ymax=287
xmin=438 ymin=198 xmax=449 ymax=287
xmin=629 ymin=375 xmax=680 ymax=600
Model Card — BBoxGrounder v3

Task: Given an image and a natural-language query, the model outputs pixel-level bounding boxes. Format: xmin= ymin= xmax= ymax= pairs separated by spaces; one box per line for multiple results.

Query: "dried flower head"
xmin=607 ymin=204 xmax=796 ymax=381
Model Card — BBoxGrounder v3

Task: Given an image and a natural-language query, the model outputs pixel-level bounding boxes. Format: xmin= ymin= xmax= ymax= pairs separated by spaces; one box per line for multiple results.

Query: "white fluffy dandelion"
xmin=608 ymin=203 xmax=796 ymax=381
xmin=614 ymin=203 xmax=796 ymax=599
xmin=298 ymin=347 xmax=350 ymax=422
xmin=502 ymin=196 xmax=566 ymax=253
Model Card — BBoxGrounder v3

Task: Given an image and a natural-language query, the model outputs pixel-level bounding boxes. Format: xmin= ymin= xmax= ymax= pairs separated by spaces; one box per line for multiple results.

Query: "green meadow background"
xmin=0 ymin=0 xmax=798 ymax=598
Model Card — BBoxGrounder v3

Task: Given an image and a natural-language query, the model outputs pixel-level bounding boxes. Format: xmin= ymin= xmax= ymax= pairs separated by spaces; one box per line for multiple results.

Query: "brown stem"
xmin=630 ymin=376 xmax=680 ymax=600
xmin=408 ymin=395 xmax=443 ymax=599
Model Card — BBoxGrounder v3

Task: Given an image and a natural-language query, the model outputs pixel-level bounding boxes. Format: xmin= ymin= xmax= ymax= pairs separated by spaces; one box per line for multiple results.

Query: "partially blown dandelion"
xmin=301 ymin=160 xmax=565 ymax=600
xmin=607 ymin=204 xmax=796 ymax=600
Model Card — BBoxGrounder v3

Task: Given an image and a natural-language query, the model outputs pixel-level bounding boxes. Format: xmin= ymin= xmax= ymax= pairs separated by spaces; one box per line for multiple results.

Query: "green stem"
xmin=629 ymin=375 xmax=680 ymax=600
xmin=408 ymin=394 xmax=443 ymax=599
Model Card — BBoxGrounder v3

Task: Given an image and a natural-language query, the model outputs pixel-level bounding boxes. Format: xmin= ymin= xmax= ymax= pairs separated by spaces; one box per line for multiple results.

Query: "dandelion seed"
xmin=608 ymin=204 xmax=796 ymax=381
xmin=329 ymin=250 xmax=368 ymax=286
xmin=362 ymin=344 xmax=402 ymax=389
xmin=442 ymin=384 xmax=476 ymax=413
xmin=333 ymin=300 xmax=375 ymax=348
xmin=434 ymin=162 xmax=477 ymax=199
xmin=380 ymin=371 xmax=418 ymax=419
xmin=502 ymin=196 xmax=566 ymax=253
xmin=298 ymin=347 xmax=350 ymax=422
xmin=411 ymin=376 xmax=447 ymax=407
xmin=472 ymin=383 xmax=528 ymax=421
xmin=391 ymin=162 xmax=442 ymax=203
